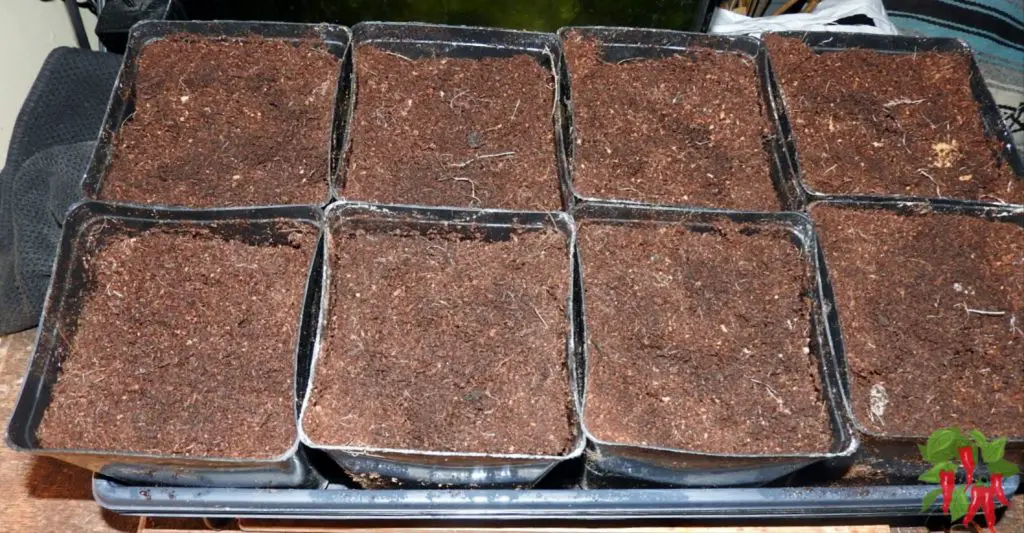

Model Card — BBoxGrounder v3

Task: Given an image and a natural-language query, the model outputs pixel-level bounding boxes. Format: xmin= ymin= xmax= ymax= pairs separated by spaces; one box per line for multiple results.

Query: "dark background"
xmin=176 ymin=0 xmax=709 ymax=32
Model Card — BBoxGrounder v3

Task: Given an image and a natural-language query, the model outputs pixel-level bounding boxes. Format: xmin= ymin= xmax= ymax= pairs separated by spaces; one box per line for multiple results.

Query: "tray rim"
xmin=90 ymin=473 xmax=1021 ymax=520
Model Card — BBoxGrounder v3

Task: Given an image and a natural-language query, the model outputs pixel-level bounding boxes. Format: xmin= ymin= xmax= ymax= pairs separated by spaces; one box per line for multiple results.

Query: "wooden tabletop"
xmin=1 ymin=329 xmax=139 ymax=532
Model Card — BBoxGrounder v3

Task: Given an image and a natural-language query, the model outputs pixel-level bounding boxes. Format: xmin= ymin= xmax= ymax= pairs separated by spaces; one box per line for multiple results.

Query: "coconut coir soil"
xmin=343 ymin=47 xmax=560 ymax=210
xmin=303 ymin=227 xmax=574 ymax=455
xmin=563 ymin=33 xmax=779 ymax=211
xmin=36 ymin=224 xmax=318 ymax=458
xmin=102 ymin=35 xmax=339 ymax=207
xmin=813 ymin=206 xmax=1023 ymax=436
xmin=580 ymin=223 xmax=831 ymax=454
xmin=765 ymin=35 xmax=1021 ymax=203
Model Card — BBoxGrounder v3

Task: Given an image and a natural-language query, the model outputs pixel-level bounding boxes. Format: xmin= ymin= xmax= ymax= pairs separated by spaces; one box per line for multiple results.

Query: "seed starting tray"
xmin=7 ymin=19 xmax=1023 ymax=524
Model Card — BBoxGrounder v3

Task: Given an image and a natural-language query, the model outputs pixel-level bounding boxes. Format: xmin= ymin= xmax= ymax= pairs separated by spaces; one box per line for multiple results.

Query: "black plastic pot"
xmin=573 ymin=202 xmax=856 ymax=487
xmin=557 ymin=27 xmax=800 ymax=211
xmin=809 ymin=198 xmax=1024 ymax=478
xmin=81 ymin=20 xmax=351 ymax=208
xmin=337 ymin=22 xmax=571 ymax=211
xmin=5 ymin=201 xmax=325 ymax=488
xmin=767 ymin=31 xmax=1023 ymax=208
xmin=298 ymin=202 xmax=585 ymax=488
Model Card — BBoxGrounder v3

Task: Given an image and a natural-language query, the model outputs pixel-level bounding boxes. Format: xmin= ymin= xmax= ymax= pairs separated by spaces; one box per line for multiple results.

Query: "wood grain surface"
xmin=0 ymin=329 xmax=139 ymax=533
xmin=235 ymin=525 xmax=891 ymax=533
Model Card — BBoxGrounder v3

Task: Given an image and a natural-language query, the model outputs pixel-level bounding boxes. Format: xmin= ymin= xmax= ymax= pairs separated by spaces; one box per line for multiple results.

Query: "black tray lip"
xmin=4 ymin=200 xmax=325 ymax=467
xmin=556 ymin=26 xmax=798 ymax=212
xmin=298 ymin=200 xmax=586 ymax=463
xmin=337 ymin=21 xmax=570 ymax=211
xmin=557 ymin=25 xmax=763 ymax=50
xmin=808 ymin=197 xmax=1024 ymax=445
xmin=90 ymin=473 xmax=1022 ymax=520
xmin=571 ymin=201 xmax=858 ymax=461
xmin=353 ymin=20 xmax=563 ymax=50
xmin=766 ymin=30 xmax=1024 ymax=209
xmin=81 ymin=19 xmax=351 ymax=210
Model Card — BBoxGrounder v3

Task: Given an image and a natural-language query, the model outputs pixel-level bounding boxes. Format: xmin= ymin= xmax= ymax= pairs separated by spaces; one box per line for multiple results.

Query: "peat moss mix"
xmin=28 ymin=26 xmax=1024 ymax=485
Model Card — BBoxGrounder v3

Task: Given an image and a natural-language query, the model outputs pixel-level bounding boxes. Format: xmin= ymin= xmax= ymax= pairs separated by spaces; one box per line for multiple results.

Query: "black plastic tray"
xmin=5 ymin=201 xmax=325 ymax=488
xmin=338 ymin=22 xmax=571 ymax=211
xmin=557 ymin=27 xmax=800 ymax=211
xmin=809 ymin=198 xmax=1024 ymax=466
xmin=768 ymin=31 xmax=1024 ymax=208
xmin=81 ymin=20 xmax=351 ymax=209
xmin=573 ymin=202 xmax=856 ymax=487
xmin=90 ymin=473 xmax=1020 ymax=520
xmin=298 ymin=202 xmax=585 ymax=488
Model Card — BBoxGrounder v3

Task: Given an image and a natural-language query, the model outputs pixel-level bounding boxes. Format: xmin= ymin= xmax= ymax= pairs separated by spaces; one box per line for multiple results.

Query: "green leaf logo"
xmin=920 ymin=488 xmax=941 ymax=512
xmin=949 ymin=486 xmax=969 ymax=522
xmin=988 ymin=458 xmax=1020 ymax=477
xmin=924 ymin=427 xmax=959 ymax=463
xmin=918 ymin=461 xmax=954 ymax=483
xmin=982 ymin=437 xmax=1006 ymax=464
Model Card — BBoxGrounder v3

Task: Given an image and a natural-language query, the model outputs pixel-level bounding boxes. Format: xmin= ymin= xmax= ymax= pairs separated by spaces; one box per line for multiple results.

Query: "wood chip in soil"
xmin=303 ymin=227 xmax=574 ymax=455
xmin=36 ymin=224 xmax=318 ymax=458
xmin=563 ymin=33 xmax=779 ymax=211
xmin=102 ymin=35 xmax=339 ymax=207
xmin=580 ymin=223 xmax=831 ymax=454
xmin=765 ymin=35 xmax=1021 ymax=203
xmin=343 ymin=46 xmax=561 ymax=210
xmin=813 ymin=205 xmax=1023 ymax=436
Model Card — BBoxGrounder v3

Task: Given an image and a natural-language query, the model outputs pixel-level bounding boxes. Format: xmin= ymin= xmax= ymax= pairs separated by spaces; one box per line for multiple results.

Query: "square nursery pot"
xmin=299 ymin=202 xmax=585 ymax=488
xmin=558 ymin=27 xmax=796 ymax=212
xmin=767 ymin=32 xmax=1023 ymax=208
xmin=811 ymin=199 xmax=1023 ymax=483
xmin=574 ymin=202 xmax=856 ymax=487
xmin=338 ymin=22 xmax=569 ymax=211
xmin=82 ymin=20 xmax=350 ymax=209
xmin=5 ymin=202 xmax=325 ymax=488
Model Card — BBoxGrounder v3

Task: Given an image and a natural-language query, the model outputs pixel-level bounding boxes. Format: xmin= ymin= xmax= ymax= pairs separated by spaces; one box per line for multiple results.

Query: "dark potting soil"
xmin=36 ymin=225 xmax=318 ymax=458
xmin=765 ymin=35 xmax=1021 ymax=203
xmin=101 ymin=35 xmax=339 ymax=207
xmin=813 ymin=206 xmax=1023 ymax=436
xmin=563 ymin=33 xmax=779 ymax=211
xmin=343 ymin=46 xmax=561 ymax=210
xmin=580 ymin=223 xmax=831 ymax=454
xmin=303 ymin=228 xmax=574 ymax=455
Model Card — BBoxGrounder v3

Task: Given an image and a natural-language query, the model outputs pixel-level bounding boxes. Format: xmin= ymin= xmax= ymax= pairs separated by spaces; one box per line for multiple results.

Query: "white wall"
xmin=0 ymin=1 xmax=98 ymax=162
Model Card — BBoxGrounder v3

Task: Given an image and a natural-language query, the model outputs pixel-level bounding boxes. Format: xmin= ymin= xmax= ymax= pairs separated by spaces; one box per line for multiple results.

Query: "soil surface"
xmin=303 ymin=227 xmax=574 ymax=455
xmin=766 ymin=35 xmax=1021 ymax=203
xmin=102 ymin=35 xmax=339 ymax=207
xmin=344 ymin=47 xmax=560 ymax=210
xmin=580 ymin=223 xmax=831 ymax=454
xmin=563 ymin=33 xmax=779 ymax=211
xmin=813 ymin=206 xmax=1023 ymax=436
xmin=36 ymin=224 xmax=318 ymax=458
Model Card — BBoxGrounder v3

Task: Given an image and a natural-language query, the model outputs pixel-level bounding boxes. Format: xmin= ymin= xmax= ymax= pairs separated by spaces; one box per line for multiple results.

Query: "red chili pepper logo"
xmin=919 ymin=427 xmax=1019 ymax=531
xmin=981 ymin=485 xmax=997 ymax=533
xmin=939 ymin=470 xmax=955 ymax=513
xmin=965 ymin=484 xmax=983 ymax=528
xmin=992 ymin=474 xmax=1009 ymax=507
xmin=959 ymin=446 xmax=975 ymax=485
